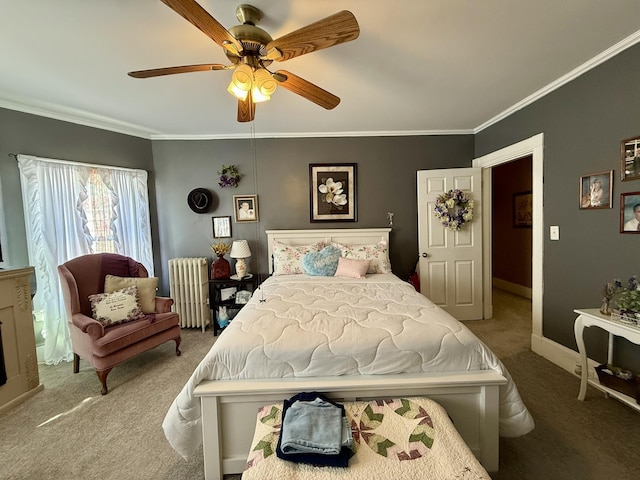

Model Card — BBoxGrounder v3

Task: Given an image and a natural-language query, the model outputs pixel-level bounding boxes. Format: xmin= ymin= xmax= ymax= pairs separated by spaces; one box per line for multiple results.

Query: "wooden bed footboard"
xmin=194 ymin=371 xmax=506 ymax=480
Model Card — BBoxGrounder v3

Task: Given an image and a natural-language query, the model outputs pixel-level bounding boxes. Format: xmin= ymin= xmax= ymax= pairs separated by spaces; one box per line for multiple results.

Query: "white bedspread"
xmin=163 ymin=274 xmax=534 ymax=458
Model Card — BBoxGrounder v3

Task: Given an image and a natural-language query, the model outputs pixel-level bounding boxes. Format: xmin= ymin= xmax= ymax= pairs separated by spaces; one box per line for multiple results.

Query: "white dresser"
xmin=0 ymin=266 xmax=43 ymax=413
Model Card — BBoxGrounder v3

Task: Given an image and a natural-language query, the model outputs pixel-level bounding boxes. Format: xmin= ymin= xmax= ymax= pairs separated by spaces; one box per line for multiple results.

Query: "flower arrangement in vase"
xmin=211 ymin=239 xmax=232 ymax=279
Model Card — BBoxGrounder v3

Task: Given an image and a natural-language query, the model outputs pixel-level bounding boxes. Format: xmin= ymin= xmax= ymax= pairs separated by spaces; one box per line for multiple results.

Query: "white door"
xmin=417 ymin=168 xmax=483 ymax=320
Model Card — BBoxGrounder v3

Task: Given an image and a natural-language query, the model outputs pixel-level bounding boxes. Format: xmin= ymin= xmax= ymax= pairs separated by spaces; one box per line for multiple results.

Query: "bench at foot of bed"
xmin=242 ymin=396 xmax=491 ymax=480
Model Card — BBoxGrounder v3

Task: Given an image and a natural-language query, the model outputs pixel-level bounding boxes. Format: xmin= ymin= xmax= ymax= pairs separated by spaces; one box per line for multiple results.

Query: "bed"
xmin=162 ymin=228 xmax=534 ymax=480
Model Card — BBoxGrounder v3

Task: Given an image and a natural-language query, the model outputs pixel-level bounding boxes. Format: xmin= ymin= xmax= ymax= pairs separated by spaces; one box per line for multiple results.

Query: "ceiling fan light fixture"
xmin=253 ymin=67 xmax=277 ymax=97
xmin=250 ymin=85 xmax=270 ymax=103
xmin=230 ymin=64 xmax=253 ymax=91
xmin=227 ymin=81 xmax=249 ymax=100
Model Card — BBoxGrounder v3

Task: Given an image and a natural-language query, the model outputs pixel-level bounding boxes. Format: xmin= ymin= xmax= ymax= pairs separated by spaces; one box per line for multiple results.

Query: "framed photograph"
xmin=212 ymin=216 xmax=232 ymax=238
xmin=621 ymin=135 xmax=640 ymax=181
xmin=579 ymin=170 xmax=613 ymax=209
xmin=233 ymin=195 xmax=259 ymax=223
xmin=235 ymin=290 xmax=252 ymax=304
xmin=513 ymin=191 xmax=533 ymax=228
xmin=220 ymin=287 xmax=237 ymax=301
xmin=620 ymin=191 xmax=640 ymax=233
xmin=309 ymin=163 xmax=357 ymax=222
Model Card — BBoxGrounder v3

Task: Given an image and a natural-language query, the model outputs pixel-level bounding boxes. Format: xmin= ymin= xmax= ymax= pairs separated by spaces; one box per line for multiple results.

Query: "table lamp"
xmin=230 ymin=240 xmax=251 ymax=279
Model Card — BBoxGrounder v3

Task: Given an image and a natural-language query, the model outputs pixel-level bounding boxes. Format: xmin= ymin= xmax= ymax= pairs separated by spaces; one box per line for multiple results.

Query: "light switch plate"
xmin=550 ymin=225 xmax=560 ymax=240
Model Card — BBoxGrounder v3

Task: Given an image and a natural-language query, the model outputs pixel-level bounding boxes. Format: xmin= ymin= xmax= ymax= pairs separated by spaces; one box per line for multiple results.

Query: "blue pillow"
xmin=302 ymin=245 xmax=341 ymax=276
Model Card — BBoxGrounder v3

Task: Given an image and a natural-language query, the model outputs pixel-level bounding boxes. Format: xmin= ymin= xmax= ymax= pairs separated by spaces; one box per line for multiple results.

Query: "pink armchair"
xmin=58 ymin=253 xmax=181 ymax=395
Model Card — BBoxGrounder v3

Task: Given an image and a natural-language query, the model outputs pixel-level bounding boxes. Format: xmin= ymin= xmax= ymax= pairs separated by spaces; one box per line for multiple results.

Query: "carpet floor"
xmin=1 ymin=289 xmax=638 ymax=479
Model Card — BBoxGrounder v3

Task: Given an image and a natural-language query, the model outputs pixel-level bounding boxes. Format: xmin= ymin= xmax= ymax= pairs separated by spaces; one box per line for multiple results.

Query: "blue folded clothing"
xmin=280 ymin=397 xmax=344 ymax=455
xmin=276 ymin=392 xmax=353 ymax=468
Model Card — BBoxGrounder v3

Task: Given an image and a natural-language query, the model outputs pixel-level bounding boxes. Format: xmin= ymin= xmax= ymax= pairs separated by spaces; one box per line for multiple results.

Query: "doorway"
xmin=473 ymin=133 xmax=544 ymax=352
xmin=492 ymin=156 xmax=533 ymax=299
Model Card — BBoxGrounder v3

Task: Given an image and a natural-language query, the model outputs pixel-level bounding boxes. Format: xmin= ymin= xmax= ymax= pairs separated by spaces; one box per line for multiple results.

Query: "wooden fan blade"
xmin=160 ymin=0 xmax=242 ymax=53
xmin=275 ymin=70 xmax=340 ymax=110
xmin=237 ymin=91 xmax=255 ymax=122
xmin=128 ymin=64 xmax=231 ymax=78
xmin=266 ymin=11 xmax=359 ymax=62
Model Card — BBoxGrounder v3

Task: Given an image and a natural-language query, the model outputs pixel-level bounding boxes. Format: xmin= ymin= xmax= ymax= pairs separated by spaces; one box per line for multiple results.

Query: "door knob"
xmin=421 ymin=253 xmax=429 ymax=258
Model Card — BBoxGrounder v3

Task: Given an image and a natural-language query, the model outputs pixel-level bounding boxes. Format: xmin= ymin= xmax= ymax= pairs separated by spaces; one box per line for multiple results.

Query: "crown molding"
xmin=474 ymin=29 xmax=640 ymax=133
xmin=149 ymin=129 xmax=474 ymax=140
xmin=0 ymin=94 xmax=156 ymax=139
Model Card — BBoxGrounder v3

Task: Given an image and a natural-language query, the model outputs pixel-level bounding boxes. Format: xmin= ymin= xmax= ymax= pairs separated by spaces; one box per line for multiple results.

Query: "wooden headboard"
xmin=265 ymin=228 xmax=391 ymax=274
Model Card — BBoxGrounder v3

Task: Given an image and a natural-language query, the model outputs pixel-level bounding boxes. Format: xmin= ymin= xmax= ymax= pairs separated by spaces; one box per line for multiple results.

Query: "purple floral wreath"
xmin=433 ymin=189 xmax=474 ymax=231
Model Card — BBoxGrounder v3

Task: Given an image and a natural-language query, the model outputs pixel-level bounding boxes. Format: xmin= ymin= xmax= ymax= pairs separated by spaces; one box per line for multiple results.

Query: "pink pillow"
xmin=334 ymin=257 xmax=370 ymax=279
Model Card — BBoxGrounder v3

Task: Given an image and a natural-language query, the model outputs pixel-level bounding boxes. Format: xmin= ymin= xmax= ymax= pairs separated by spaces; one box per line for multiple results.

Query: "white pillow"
xmin=272 ymin=241 xmax=325 ymax=275
xmin=334 ymin=257 xmax=370 ymax=278
xmin=88 ymin=286 xmax=145 ymax=326
xmin=332 ymin=240 xmax=391 ymax=274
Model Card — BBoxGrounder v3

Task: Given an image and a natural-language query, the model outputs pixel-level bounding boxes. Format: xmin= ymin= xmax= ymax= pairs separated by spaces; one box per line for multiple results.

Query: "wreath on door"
xmin=433 ymin=189 xmax=474 ymax=231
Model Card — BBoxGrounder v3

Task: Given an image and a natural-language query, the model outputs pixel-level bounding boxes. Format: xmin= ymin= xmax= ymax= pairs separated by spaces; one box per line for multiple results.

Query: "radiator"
xmin=168 ymin=257 xmax=210 ymax=331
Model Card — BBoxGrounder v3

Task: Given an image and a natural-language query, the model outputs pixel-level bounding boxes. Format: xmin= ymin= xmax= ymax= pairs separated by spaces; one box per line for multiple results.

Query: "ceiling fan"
xmin=128 ymin=0 xmax=360 ymax=122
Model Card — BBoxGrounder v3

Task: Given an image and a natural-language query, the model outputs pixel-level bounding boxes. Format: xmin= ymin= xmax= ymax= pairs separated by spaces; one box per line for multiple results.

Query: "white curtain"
xmin=18 ymin=155 xmax=153 ymax=365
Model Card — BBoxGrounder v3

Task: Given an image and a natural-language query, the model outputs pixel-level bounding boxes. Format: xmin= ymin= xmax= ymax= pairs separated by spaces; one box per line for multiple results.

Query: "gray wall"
xmin=8 ymin=41 xmax=640 ymax=370
xmin=0 ymin=108 xmax=158 ymax=276
xmin=151 ymin=135 xmax=474 ymax=292
xmin=476 ymin=42 xmax=640 ymax=369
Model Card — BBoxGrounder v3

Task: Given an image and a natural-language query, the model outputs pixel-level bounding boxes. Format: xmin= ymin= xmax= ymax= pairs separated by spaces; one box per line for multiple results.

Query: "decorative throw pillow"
xmin=88 ymin=286 xmax=145 ymax=326
xmin=334 ymin=257 xmax=370 ymax=279
xmin=332 ymin=240 xmax=391 ymax=274
xmin=104 ymin=275 xmax=158 ymax=313
xmin=272 ymin=241 xmax=325 ymax=275
xmin=302 ymin=245 xmax=341 ymax=276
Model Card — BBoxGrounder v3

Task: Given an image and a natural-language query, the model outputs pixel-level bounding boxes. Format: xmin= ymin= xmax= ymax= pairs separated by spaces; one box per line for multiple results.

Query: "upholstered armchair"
xmin=58 ymin=253 xmax=181 ymax=395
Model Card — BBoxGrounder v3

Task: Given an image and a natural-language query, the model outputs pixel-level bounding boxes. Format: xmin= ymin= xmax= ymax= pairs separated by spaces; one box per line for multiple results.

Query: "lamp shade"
xmin=230 ymin=240 xmax=251 ymax=259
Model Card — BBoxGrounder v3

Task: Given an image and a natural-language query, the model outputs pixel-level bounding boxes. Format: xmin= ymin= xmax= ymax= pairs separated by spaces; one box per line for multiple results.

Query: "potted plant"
xmin=613 ymin=276 xmax=640 ymax=324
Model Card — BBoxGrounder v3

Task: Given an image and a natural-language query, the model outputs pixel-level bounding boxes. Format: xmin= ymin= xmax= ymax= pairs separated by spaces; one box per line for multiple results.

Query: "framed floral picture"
xmin=579 ymin=170 xmax=613 ymax=209
xmin=309 ymin=163 xmax=357 ymax=222
xmin=233 ymin=195 xmax=259 ymax=223
xmin=620 ymin=191 xmax=640 ymax=233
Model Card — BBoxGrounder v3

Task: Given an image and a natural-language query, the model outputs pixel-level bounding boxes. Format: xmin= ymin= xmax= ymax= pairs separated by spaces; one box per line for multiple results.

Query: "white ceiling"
xmin=2 ymin=0 xmax=640 ymax=139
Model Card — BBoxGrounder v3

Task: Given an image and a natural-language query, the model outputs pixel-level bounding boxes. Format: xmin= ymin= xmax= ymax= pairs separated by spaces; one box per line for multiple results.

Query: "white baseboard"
xmin=493 ymin=278 xmax=532 ymax=299
xmin=531 ymin=333 xmax=598 ymax=379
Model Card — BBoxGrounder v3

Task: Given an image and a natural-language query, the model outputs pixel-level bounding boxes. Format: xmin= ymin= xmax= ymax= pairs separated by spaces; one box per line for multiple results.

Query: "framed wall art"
xmin=309 ymin=163 xmax=357 ymax=222
xmin=620 ymin=191 xmax=640 ymax=233
xmin=579 ymin=170 xmax=613 ymax=209
xmin=233 ymin=195 xmax=259 ymax=223
xmin=513 ymin=191 xmax=533 ymax=227
xmin=212 ymin=216 xmax=232 ymax=238
xmin=621 ymin=135 xmax=640 ymax=181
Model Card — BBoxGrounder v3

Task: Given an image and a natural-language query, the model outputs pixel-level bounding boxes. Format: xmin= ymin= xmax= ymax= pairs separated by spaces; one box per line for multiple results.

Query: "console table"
xmin=574 ymin=308 xmax=640 ymax=411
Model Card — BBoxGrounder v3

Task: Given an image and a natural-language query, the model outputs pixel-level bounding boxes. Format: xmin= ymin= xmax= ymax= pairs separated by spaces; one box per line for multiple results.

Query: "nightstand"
xmin=209 ymin=274 xmax=264 ymax=335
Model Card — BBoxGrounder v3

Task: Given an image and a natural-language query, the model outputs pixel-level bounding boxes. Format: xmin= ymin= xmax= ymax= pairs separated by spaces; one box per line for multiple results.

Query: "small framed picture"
xmin=309 ymin=163 xmax=357 ymax=222
xmin=620 ymin=191 xmax=640 ymax=233
xmin=233 ymin=195 xmax=259 ymax=223
xmin=621 ymin=135 xmax=640 ymax=181
xmin=235 ymin=290 xmax=252 ymax=304
xmin=212 ymin=216 xmax=232 ymax=238
xmin=220 ymin=287 xmax=237 ymax=301
xmin=513 ymin=191 xmax=532 ymax=228
xmin=579 ymin=171 xmax=613 ymax=209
